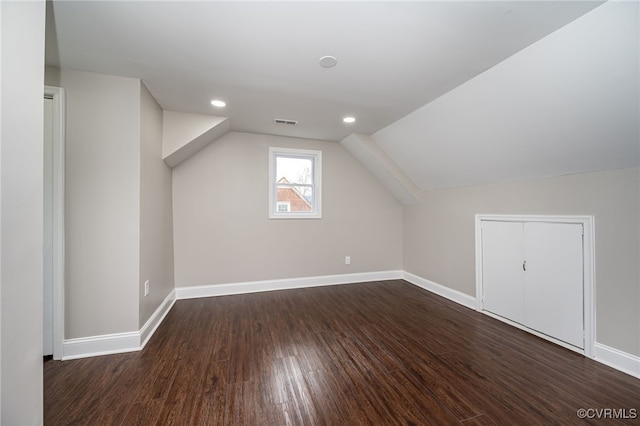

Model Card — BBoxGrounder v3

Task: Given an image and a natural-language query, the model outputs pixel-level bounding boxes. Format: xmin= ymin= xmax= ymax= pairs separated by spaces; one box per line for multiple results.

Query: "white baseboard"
xmin=61 ymin=271 xmax=640 ymax=382
xmin=62 ymin=290 xmax=176 ymax=360
xmin=402 ymin=272 xmax=640 ymax=381
xmin=175 ymin=270 xmax=403 ymax=300
xmin=594 ymin=342 xmax=640 ymax=379
xmin=140 ymin=290 xmax=176 ymax=349
xmin=402 ymin=271 xmax=476 ymax=310
xmin=62 ymin=272 xmax=402 ymax=360
xmin=62 ymin=332 xmax=141 ymax=360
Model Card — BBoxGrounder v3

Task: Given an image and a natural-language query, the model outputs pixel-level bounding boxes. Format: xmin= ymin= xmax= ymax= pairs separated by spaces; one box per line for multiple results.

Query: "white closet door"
xmin=523 ymin=222 xmax=584 ymax=349
xmin=481 ymin=221 xmax=525 ymax=324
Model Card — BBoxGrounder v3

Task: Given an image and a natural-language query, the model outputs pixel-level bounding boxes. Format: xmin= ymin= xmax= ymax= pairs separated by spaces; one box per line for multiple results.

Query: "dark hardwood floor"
xmin=45 ymin=280 xmax=640 ymax=425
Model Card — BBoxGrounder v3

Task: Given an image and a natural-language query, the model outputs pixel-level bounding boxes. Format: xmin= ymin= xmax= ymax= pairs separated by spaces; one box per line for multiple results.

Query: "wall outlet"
xmin=144 ymin=280 xmax=150 ymax=297
xmin=345 ymin=256 xmax=351 ymax=265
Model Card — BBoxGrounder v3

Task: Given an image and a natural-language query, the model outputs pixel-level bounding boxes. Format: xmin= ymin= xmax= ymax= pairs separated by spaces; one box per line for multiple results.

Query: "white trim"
xmin=594 ymin=342 xmax=640 ymax=379
xmin=401 ymin=271 xmax=598 ymax=359
xmin=140 ymin=290 xmax=176 ymax=349
xmin=583 ymin=216 xmax=596 ymax=359
xmin=475 ymin=216 xmax=484 ymax=312
xmin=482 ymin=310 xmax=585 ymax=355
xmin=475 ymin=214 xmax=595 ymax=359
xmin=44 ymin=85 xmax=65 ymax=360
xmin=61 ymin=290 xmax=176 ymax=360
xmin=175 ymin=270 xmax=403 ymax=300
xmin=402 ymin=271 xmax=476 ymax=309
xmin=58 ymin=270 xmax=640 ymax=380
xmin=61 ymin=272 xmax=401 ymax=359
xmin=402 ymin=270 xmax=640 ymax=379
xmin=62 ymin=332 xmax=141 ymax=361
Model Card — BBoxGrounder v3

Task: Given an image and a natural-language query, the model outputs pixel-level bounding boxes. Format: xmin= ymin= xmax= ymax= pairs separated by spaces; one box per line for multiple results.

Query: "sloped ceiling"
xmin=46 ymin=1 xmax=638 ymax=191
xmin=372 ymin=0 xmax=639 ymax=190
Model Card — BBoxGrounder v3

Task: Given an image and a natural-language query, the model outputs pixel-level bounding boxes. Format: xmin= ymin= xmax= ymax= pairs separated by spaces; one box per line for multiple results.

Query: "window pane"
xmin=276 ymin=156 xmax=313 ymax=185
xmin=276 ymin=184 xmax=313 ymax=212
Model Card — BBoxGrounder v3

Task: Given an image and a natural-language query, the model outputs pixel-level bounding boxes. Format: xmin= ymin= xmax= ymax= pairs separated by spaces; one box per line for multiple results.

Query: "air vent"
xmin=274 ymin=119 xmax=298 ymax=126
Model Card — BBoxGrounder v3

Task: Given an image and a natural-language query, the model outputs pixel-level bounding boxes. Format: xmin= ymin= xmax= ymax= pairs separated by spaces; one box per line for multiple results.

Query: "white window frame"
xmin=269 ymin=147 xmax=322 ymax=219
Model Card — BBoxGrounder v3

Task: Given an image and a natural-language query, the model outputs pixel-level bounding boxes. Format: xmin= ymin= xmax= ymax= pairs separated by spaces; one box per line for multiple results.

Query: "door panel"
xmin=523 ymin=222 xmax=584 ymax=348
xmin=481 ymin=221 xmax=525 ymax=324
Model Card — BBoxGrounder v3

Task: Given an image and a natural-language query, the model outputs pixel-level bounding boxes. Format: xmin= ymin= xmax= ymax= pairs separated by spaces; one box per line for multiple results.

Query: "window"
xmin=276 ymin=201 xmax=291 ymax=212
xmin=269 ymin=147 xmax=322 ymax=219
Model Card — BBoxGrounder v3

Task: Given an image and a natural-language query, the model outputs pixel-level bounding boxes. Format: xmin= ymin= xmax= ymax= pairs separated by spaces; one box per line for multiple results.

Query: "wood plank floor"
xmin=45 ymin=280 xmax=640 ymax=425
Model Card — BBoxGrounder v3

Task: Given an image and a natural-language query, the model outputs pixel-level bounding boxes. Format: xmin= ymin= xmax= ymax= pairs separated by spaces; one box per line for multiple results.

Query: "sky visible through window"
xmin=276 ymin=156 xmax=313 ymax=185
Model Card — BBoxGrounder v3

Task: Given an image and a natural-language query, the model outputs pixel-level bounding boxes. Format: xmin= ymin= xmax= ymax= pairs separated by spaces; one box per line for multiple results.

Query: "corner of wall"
xmin=139 ymin=83 xmax=175 ymax=330
xmin=1 ymin=0 xmax=46 ymax=422
xmin=340 ymin=133 xmax=423 ymax=205
xmin=162 ymin=111 xmax=229 ymax=167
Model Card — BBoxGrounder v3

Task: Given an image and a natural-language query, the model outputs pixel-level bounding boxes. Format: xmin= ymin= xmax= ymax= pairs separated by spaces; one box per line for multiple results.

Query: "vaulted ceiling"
xmin=46 ymin=1 xmax=639 ymax=191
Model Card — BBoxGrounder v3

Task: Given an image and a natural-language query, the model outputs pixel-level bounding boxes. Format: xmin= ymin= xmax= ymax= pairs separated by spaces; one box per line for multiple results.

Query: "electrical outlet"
xmin=144 ymin=280 xmax=150 ymax=297
xmin=345 ymin=256 xmax=351 ymax=265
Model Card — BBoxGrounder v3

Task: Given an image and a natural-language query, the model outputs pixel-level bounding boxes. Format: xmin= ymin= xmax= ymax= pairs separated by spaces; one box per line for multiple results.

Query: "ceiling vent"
xmin=274 ymin=119 xmax=298 ymax=126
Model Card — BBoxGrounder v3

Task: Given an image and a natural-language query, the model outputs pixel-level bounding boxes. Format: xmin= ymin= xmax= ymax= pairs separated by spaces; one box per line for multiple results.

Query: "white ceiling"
xmin=46 ymin=1 xmax=638 ymax=190
xmin=373 ymin=0 xmax=639 ymax=190
xmin=47 ymin=1 xmax=604 ymax=141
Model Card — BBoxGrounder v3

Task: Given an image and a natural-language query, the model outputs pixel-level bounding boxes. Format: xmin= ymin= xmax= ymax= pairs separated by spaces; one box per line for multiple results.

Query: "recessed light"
xmin=343 ymin=116 xmax=356 ymax=123
xmin=210 ymin=99 xmax=226 ymax=108
xmin=319 ymin=55 xmax=338 ymax=68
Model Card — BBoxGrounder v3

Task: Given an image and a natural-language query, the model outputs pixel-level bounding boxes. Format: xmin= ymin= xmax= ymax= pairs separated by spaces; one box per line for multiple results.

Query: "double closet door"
xmin=481 ymin=220 xmax=584 ymax=350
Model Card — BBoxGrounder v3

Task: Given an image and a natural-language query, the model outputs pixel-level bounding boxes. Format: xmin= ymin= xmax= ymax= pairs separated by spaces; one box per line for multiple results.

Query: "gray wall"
xmin=403 ymin=168 xmax=640 ymax=356
xmin=0 ymin=1 xmax=45 ymax=423
xmin=45 ymin=67 xmax=141 ymax=339
xmin=45 ymin=67 xmax=176 ymax=338
xmin=139 ymin=83 xmax=174 ymax=327
xmin=172 ymin=132 xmax=403 ymax=287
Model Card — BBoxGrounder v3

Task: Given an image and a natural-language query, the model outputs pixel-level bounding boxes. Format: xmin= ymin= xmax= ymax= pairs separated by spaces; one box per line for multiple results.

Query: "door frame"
xmin=475 ymin=214 xmax=594 ymax=359
xmin=44 ymin=86 xmax=65 ymax=360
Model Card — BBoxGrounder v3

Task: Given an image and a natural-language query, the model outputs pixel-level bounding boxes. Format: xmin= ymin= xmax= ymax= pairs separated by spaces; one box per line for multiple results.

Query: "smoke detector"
xmin=319 ymin=56 xmax=338 ymax=68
